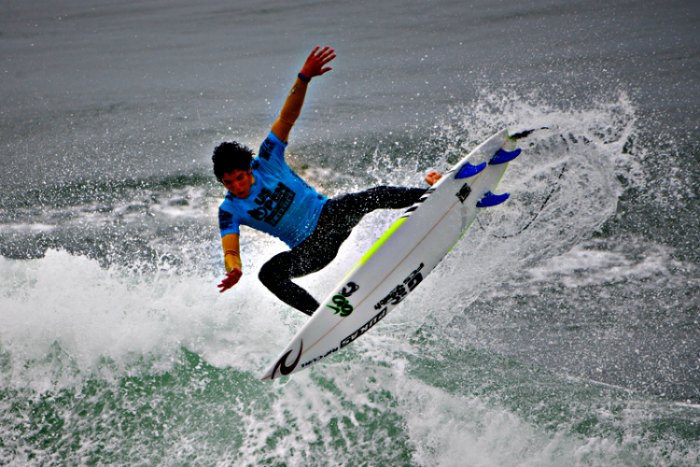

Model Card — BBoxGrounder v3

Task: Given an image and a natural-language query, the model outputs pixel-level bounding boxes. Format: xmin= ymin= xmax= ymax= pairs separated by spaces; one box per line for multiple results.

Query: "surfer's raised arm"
xmin=270 ymin=46 xmax=336 ymax=143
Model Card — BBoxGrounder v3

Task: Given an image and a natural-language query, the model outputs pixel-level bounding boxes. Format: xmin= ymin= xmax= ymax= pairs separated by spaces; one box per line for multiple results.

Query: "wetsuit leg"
xmin=258 ymin=210 xmax=362 ymax=315
xmin=325 ymin=186 xmax=426 ymax=230
xmin=259 ymin=186 xmax=425 ymax=315
xmin=258 ymin=233 xmax=342 ymax=316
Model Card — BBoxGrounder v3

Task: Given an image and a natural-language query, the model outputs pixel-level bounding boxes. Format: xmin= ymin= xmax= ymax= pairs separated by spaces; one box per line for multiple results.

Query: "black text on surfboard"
xmin=340 ymin=307 xmax=388 ymax=348
xmin=374 ymin=263 xmax=425 ymax=310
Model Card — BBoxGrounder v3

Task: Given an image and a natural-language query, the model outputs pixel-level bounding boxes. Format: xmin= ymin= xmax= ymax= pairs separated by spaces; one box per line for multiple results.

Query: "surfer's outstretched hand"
xmin=299 ymin=45 xmax=336 ymax=79
xmin=218 ymin=268 xmax=242 ymax=293
xmin=425 ymin=170 xmax=442 ymax=186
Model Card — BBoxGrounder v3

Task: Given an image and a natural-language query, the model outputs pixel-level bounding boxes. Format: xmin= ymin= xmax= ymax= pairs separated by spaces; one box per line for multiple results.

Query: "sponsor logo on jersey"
xmin=247 ymin=182 xmax=295 ymax=226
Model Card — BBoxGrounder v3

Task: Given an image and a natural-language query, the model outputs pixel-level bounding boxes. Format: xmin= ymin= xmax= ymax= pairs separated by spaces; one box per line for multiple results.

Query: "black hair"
xmin=212 ymin=141 xmax=255 ymax=180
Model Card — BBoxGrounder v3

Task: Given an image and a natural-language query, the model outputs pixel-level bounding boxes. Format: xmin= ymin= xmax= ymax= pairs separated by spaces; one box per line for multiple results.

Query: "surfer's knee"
xmin=258 ymin=261 xmax=286 ymax=291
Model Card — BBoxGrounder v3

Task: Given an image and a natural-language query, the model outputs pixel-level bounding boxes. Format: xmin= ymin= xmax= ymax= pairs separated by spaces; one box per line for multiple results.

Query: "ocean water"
xmin=1 ymin=0 xmax=699 ymax=465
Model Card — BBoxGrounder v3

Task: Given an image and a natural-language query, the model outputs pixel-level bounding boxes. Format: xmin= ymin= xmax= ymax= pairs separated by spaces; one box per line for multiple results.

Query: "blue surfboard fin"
xmin=455 ymin=161 xmax=487 ymax=179
xmin=477 ymin=191 xmax=510 ymax=208
xmin=489 ymin=148 xmax=521 ymax=165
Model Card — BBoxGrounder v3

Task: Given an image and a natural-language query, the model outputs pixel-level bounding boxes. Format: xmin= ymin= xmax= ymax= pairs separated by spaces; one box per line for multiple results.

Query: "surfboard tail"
xmin=455 ymin=161 xmax=487 ymax=179
xmin=477 ymin=191 xmax=510 ymax=208
xmin=489 ymin=148 xmax=521 ymax=165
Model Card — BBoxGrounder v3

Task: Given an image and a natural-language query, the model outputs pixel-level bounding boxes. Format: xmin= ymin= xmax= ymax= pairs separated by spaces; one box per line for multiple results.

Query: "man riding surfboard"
xmin=213 ymin=45 xmax=441 ymax=315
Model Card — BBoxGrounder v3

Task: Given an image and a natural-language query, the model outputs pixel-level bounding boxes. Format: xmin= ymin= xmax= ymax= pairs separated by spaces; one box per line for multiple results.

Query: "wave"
xmin=1 ymin=91 xmax=699 ymax=465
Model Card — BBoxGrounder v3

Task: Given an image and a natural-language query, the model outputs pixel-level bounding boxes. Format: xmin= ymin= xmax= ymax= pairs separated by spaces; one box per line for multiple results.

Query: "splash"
xmin=0 ymin=249 xmax=293 ymax=392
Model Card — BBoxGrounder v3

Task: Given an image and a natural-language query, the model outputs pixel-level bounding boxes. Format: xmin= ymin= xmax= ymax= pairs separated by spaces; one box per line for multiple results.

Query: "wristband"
xmin=297 ymin=72 xmax=311 ymax=82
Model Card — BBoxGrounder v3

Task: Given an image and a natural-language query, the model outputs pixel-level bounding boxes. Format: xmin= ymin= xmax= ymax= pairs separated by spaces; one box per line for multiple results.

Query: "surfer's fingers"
xmin=315 ymin=45 xmax=333 ymax=57
xmin=318 ymin=47 xmax=335 ymax=61
xmin=307 ymin=45 xmax=320 ymax=58
xmin=305 ymin=46 xmax=335 ymax=68
xmin=217 ymin=271 xmax=241 ymax=292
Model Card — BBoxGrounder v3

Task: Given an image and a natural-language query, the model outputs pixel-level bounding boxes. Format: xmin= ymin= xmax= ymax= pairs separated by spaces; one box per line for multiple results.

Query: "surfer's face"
xmin=221 ymin=169 xmax=254 ymax=198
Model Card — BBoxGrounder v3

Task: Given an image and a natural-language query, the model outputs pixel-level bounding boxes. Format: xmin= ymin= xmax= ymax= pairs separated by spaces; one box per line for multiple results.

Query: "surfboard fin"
xmin=455 ymin=161 xmax=487 ymax=179
xmin=477 ymin=191 xmax=510 ymax=208
xmin=489 ymin=148 xmax=521 ymax=165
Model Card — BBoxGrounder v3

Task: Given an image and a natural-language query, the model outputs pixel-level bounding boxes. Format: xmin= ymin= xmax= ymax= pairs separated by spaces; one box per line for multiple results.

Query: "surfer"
xmin=213 ymin=45 xmax=441 ymax=315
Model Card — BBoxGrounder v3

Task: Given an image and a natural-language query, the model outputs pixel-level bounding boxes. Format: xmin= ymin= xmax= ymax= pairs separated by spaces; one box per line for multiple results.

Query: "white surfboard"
xmin=261 ymin=128 xmax=521 ymax=380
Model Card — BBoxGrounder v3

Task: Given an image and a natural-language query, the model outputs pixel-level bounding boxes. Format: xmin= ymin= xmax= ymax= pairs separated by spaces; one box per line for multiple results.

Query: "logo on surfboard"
xmin=325 ymin=281 xmax=359 ymax=318
xmin=341 ymin=307 xmax=388 ymax=348
xmin=374 ymin=263 xmax=424 ymax=310
xmin=456 ymin=183 xmax=472 ymax=203
xmin=271 ymin=340 xmax=304 ymax=378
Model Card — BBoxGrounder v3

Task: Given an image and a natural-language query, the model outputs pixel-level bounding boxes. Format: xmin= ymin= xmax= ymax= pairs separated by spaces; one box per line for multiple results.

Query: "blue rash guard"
xmin=218 ymin=132 xmax=328 ymax=249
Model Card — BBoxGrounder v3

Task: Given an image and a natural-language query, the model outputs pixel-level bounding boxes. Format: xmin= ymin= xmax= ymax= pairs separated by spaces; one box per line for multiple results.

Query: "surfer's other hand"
xmin=425 ymin=170 xmax=442 ymax=186
xmin=218 ymin=268 xmax=242 ymax=293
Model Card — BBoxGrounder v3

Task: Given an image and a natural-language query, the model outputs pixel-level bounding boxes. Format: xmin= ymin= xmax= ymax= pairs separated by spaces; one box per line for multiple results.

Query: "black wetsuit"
xmin=258 ymin=186 xmax=425 ymax=315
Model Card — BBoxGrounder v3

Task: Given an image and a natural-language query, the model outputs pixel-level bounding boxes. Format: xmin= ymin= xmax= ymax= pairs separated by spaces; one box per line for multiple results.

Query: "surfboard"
xmin=261 ymin=128 xmax=521 ymax=380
